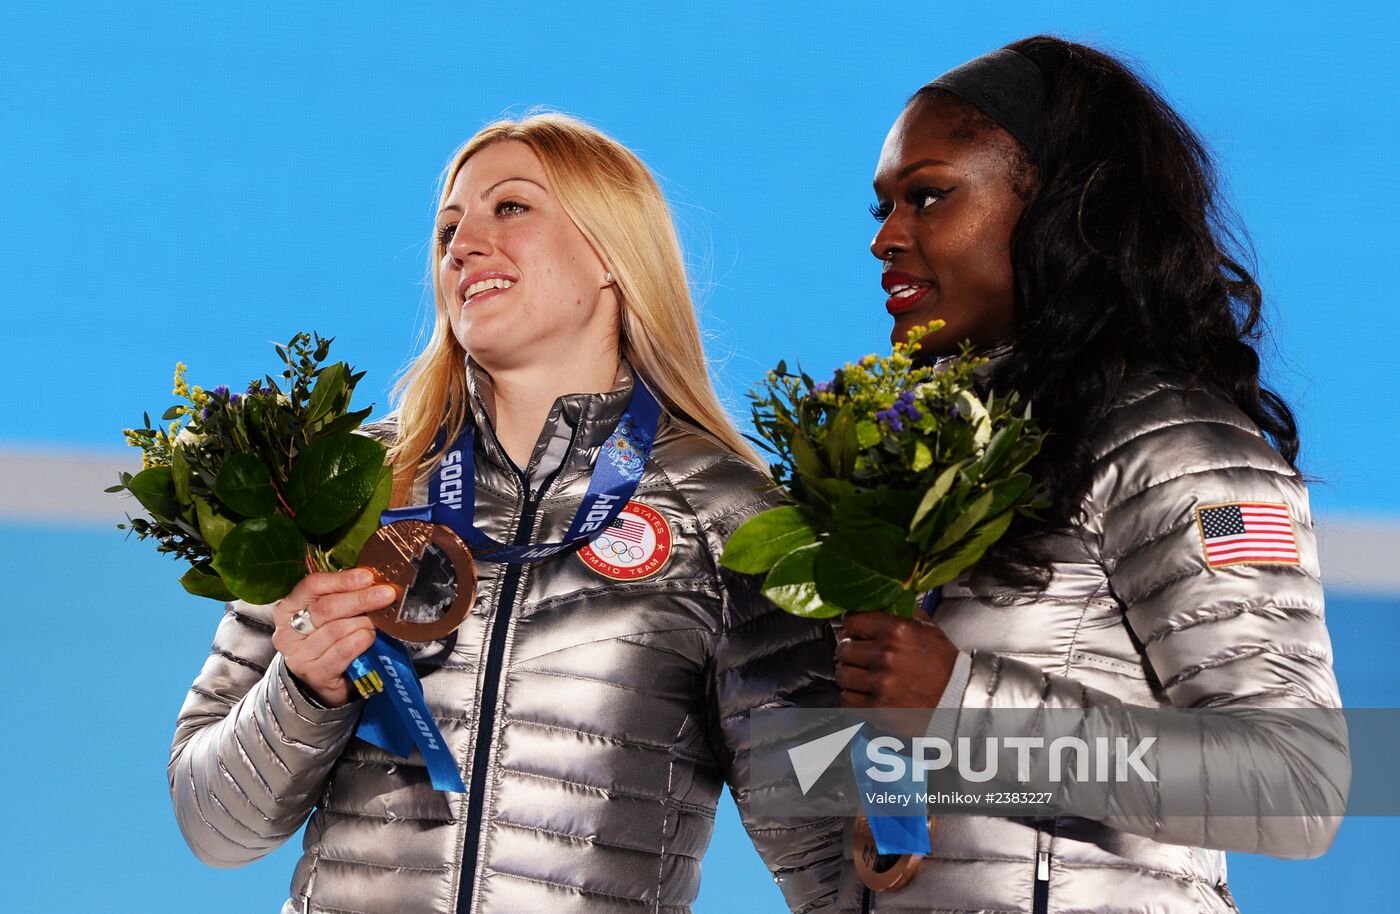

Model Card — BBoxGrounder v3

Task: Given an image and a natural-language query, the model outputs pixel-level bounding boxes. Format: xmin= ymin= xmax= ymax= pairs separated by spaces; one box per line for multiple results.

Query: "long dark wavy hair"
xmin=917 ymin=35 xmax=1301 ymax=584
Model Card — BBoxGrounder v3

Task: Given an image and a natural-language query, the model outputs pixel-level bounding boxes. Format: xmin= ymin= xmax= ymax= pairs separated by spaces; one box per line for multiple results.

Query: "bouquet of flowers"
xmin=720 ymin=323 xmax=1048 ymax=617
xmin=108 ymin=332 xmax=392 ymax=605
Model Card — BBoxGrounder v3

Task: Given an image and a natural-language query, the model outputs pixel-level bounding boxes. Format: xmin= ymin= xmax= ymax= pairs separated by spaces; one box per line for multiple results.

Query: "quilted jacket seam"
xmin=315 ymin=854 xmax=447 ymax=873
xmin=492 ymin=817 xmax=702 ymax=861
xmin=499 ymin=716 xmax=681 ymax=753
xmin=499 ymin=765 xmax=669 ymax=802
xmin=1093 ymin=464 xmax=1298 ymax=530
xmin=1141 ymin=599 xmax=1325 ymax=646
xmin=1160 ymin=644 xmax=1332 ymax=691
xmin=480 ymin=867 xmax=681 ymax=908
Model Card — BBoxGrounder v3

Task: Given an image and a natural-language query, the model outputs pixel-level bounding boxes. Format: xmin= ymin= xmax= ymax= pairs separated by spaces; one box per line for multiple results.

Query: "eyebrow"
xmin=897 ymin=158 xmax=952 ymax=179
xmin=437 ymin=176 xmax=547 ymax=220
xmin=481 ymin=176 xmax=546 ymax=199
xmin=873 ymin=158 xmax=954 ymax=189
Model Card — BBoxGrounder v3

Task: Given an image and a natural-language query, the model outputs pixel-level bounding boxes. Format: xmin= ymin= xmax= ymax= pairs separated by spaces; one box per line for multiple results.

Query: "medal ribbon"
xmin=347 ymin=375 xmax=662 ymax=791
xmin=851 ymin=589 xmax=942 ymax=855
xmin=346 ymin=635 xmax=466 ymax=792
xmin=381 ymin=376 xmax=661 ymax=564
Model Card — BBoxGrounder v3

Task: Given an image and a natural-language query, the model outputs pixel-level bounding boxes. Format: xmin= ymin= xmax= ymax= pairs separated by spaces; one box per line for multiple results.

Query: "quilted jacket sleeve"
xmin=168 ymin=599 xmax=363 ymax=867
xmin=959 ymin=381 xmax=1349 ymax=858
xmin=697 ymin=462 xmax=844 ymax=913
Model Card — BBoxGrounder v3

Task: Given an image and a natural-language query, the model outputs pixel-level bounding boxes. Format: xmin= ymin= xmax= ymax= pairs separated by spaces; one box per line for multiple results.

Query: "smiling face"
xmin=870 ymin=93 xmax=1032 ymax=355
xmin=435 ymin=140 xmax=617 ymax=373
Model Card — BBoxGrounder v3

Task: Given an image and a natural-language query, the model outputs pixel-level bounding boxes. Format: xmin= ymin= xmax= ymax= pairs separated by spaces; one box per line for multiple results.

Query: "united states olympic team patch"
xmin=578 ymin=501 xmax=673 ymax=580
xmin=1194 ymin=501 xmax=1300 ymax=567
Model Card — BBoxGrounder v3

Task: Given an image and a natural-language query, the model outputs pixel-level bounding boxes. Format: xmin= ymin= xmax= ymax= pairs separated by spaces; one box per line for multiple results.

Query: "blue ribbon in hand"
xmin=348 ymin=634 xmax=465 ymax=792
xmin=849 ymin=588 xmax=942 ymax=855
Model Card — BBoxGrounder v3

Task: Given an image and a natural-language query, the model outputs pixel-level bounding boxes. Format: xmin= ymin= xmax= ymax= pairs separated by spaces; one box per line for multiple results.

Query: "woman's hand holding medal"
xmin=273 ymin=569 xmax=401 ymax=707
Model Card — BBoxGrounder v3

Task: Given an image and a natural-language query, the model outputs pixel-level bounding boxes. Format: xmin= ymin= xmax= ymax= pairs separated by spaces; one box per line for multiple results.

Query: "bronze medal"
xmin=357 ymin=520 xmax=477 ymax=641
xmin=851 ymin=814 xmax=934 ymax=892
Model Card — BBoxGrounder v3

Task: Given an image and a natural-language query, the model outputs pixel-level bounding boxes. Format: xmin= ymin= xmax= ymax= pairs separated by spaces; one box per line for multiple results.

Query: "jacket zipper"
xmin=1032 ymin=820 xmax=1055 ymax=914
xmin=454 ymin=459 xmax=567 ymax=914
xmin=859 ymin=885 xmax=872 ymax=913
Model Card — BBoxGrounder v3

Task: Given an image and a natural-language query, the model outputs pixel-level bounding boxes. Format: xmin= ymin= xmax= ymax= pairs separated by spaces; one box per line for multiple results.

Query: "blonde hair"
xmin=387 ymin=113 xmax=761 ymax=502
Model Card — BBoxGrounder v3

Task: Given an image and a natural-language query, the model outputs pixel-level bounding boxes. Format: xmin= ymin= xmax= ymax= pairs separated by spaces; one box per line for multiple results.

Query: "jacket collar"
xmin=465 ymin=358 xmax=636 ymax=484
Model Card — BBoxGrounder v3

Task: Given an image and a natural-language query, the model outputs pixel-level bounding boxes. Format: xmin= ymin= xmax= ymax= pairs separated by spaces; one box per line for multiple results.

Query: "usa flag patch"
xmin=1195 ymin=502 xmax=1300 ymax=567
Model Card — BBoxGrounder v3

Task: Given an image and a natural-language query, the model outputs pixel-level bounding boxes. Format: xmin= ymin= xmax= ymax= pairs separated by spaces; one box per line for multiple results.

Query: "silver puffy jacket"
xmin=832 ymin=371 xmax=1349 ymax=913
xmin=169 ymin=367 xmax=844 ymax=914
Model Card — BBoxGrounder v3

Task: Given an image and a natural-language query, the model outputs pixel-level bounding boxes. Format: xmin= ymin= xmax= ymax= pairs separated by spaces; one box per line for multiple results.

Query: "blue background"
xmin=2 ymin=2 xmax=1396 ymax=911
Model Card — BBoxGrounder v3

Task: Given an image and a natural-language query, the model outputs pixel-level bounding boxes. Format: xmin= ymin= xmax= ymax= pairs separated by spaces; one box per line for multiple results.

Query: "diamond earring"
xmin=604 ymin=271 xmax=616 ymax=284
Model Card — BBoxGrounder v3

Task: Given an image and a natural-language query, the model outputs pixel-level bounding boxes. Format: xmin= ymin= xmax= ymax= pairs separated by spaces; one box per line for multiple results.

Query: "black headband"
xmin=923 ymin=48 xmax=1046 ymax=157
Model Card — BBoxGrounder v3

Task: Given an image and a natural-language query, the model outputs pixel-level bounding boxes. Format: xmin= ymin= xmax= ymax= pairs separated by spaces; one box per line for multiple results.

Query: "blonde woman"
xmin=169 ymin=114 xmax=842 ymax=914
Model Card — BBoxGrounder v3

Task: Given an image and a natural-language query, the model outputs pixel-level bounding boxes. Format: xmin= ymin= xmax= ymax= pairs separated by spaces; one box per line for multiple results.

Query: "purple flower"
xmin=210 ymin=385 xmax=229 ymax=399
xmin=891 ymin=391 xmax=922 ymax=421
xmin=229 ymin=393 xmax=242 ymax=406
xmin=813 ymin=381 xmax=832 ymax=394
xmin=875 ymin=408 xmax=904 ymax=432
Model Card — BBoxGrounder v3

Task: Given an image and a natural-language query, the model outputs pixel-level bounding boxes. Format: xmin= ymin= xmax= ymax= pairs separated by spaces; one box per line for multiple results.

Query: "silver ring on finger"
xmin=290 ymin=607 xmax=317 ymax=636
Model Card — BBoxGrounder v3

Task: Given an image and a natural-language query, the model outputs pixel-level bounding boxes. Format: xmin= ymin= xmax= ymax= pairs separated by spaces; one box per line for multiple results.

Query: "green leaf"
xmin=979 ymin=420 xmax=1021 ymax=476
xmin=911 ymin=463 xmax=963 ymax=531
xmin=986 ymin=473 xmax=1034 ymax=519
xmin=803 ymin=476 xmax=857 ymax=506
xmin=193 ymin=495 xmax=238 ymax=550
xmin=824 ymin=407 xmax=858 ymax=477
xmin=790 ymin=431 xmax=826 ymax=480
xmin=214 ymin=453 xmax=279 ymax=518
xmin=162 ymin=405 xmax=183 ymax=421
xmin=179 ymin=564 xmax=238 ymax=602
xmin=127 ymin=467 xmax=179 ymax=521
xmin=720 ymin=505 xmax=819 ymax=574
xmin=171 ymin=445 xmax=193 ymax=508
xmin=761 ymin=544 xmax=844 ymax=619
xmin=287 ymin=433 xmax=388 ymax=534
xmin=915 ymin=510 xmax=1014 ymax=590
xmin=912 ymin=440 xmax=933 ymax=472
xmin=836 ymin=487 xmax=924 ymax=538
xmin=883 ymin=588 xmax=918 ymax=618
xmin=212 ymin=515 xmax=308 ymax=604
xmin=814 ymin=536 xmax=911 ymax=613
xmin=327 ymin=462 xmax=395 ymax=568
xmin=315 ymin=405 xmax=373 ymax=438
xmin=306 ymin=361 xmax=348 ymax=424
xmin=928 ymin=488 xmax=995 ymax=555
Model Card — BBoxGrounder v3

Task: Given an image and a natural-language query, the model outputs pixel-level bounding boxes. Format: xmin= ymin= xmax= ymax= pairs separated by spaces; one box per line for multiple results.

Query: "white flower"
xmin=955 ymin=390 xmax=993 ymax=450
xmin=176 ymin=426 xmax=204 ymax=448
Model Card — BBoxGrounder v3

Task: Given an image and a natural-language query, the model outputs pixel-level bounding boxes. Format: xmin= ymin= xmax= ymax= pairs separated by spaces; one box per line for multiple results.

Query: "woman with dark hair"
xmin=834 ymin=36 xmax=1348 ymax=912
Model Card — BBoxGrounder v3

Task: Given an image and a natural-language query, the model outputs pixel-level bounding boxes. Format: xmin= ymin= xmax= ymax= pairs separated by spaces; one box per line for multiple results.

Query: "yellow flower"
xmin=172 ymin=362 xmax=190 ymax=398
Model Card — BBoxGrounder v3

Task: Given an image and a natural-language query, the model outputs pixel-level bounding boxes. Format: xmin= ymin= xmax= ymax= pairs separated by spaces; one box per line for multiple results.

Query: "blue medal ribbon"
xmin=851 ymin=589 xmax=942 ymax=855
xmin=347 ymin=375 xmax=662 ymax=791
xmin=381 ymin=377 xmax=660 ymax=563
xmin=347 ymin=634 xmax=466 ymax=792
